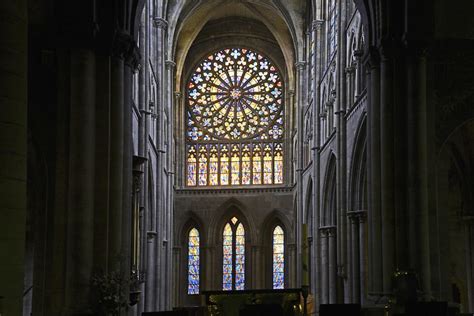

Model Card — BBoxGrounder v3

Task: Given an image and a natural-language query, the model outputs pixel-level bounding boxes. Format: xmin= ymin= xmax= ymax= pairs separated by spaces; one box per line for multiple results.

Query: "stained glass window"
xmin=188 ymin=228 xmax=200 ymax=294
xmin=272 ymin=225 xmax=284 ymax=289
xmin=186 ymin=47 xmax=284 ymax=186
xmin=223 ymin=217 xmax=245 ymax=290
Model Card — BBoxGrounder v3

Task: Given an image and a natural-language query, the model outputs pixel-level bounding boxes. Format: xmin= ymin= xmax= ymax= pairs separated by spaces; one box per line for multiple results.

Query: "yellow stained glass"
xmin=272 ymin=225 xmax=284 ymax=289
xmin=274 ymin=145 xmax=283 ymax=184
xmin=252 ymin=146 xmax=262 ymax=184
xmin=187 ymin=147 xmax=197 ymax=186
xmin=186 ymin=47 xmax=284 ymax=187
xmin=198 ymin=147 xmax=208 ymax=186
xmin=231 ymin=146 xmax=240 ymax=185
xmin=263 ymin=145 xmax=272 ymax=184
xmin=188 ymin=228 xmax=200 ymax=294
xmin=209 ymin=147 xmax=218 ymax=186
xmin=242 ymin=147 xmax=251 ymax=185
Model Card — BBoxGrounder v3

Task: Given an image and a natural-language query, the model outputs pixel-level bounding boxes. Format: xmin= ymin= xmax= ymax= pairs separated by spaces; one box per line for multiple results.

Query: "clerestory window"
xmin=186 ymin=47 xmax=284 ymax=187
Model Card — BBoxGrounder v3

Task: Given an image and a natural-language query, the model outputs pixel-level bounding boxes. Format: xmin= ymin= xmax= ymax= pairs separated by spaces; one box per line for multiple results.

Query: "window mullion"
xmin=232 ymin=224 xmax=236 ymax=290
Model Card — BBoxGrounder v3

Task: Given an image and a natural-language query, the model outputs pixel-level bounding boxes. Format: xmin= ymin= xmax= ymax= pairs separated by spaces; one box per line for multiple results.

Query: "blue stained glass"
xmin=223 ymin=264 xmax=233 ymax=274
xmin=272 ymin=226 xmax=284 ymax=289
xmin=188 ymin=228 xmax=200 ymax=294
xmin=186 ymin=48 xmax=284 ymax=187
xmin=222 ymin=218 xmax=245 ymax=290
xmin=236 ymin=264 xmax=244 ymax=274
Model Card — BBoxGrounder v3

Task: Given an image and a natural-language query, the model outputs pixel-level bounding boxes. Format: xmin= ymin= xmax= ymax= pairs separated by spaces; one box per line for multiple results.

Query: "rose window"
xmin=186 ymin=48 xmax=284 ymax=186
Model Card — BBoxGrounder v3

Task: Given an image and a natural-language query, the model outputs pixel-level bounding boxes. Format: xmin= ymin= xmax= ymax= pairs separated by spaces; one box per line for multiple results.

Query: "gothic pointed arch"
xmin=179 ymin=213 xmax=206 ymax=298
xmin=322 ymin=153 xmax=337 ymax=226
xmin=305 ymin=177 xmax=314 ymax=226
xmin=208 ymin=198 xmax=257 ymax=245
xmin=261 ymin=210 xmax=292 ymax=289
xmin=349 ymin=115 xmax=368 ymax=211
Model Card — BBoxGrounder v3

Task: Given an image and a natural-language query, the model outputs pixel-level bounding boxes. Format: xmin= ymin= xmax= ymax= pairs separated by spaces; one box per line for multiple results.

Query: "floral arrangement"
xmin=91 ymin=269 xmax=129 ymax=316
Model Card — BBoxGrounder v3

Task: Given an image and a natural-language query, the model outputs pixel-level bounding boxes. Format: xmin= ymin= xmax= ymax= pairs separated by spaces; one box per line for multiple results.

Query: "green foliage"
xmin=91 ymin=269 xmax=129 ymax=315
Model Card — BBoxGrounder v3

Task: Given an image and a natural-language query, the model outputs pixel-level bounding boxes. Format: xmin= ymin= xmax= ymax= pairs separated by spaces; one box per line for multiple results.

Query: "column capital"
xmin=377 ymin=37 xmax=397 ymax=61
xmin=312 ymin=20 xmax=324 ymax=31
xmin=165 ymin=60 xmax=176 ymax=68
xmin=147 ymin=231 xmax=157 ymax=241
xmin=295 ymin=61 xmax=306 ymax=71
xmin=345 ymin=66 xmax=356 ymax=74
xmin=112 ymin=30 xmax=141 ymax=71
xmin=402 ymin=37 xmax=432 ymax=59
xmin=112 ymin=30 xmax=132 ymax=59
xmin=153 ymin=17 xmax=168 ymax=30
xmin=347 ymin=209 xmax=367 ymax=223
xmin=174 ymin=91 xmax=182 ymax=98
xmin=125 ymin=43 xmax=141 ymax=71
xmin=364 ymin=46 xmax=380 ymax=70
xmin=354 ymin=49 xmax=364 ymax=58
xmin=319 ymin=225 xmax=337 ymax=236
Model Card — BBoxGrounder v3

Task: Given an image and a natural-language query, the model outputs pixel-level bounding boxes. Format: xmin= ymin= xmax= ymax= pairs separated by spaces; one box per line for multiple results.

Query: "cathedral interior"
xmin=2 ymin=0 xmax=474 ymax=315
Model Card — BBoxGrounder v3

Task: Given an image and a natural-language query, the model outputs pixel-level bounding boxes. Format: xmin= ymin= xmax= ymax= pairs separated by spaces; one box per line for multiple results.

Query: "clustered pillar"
xmin=0 ymin=1 xmax=28 ymax=314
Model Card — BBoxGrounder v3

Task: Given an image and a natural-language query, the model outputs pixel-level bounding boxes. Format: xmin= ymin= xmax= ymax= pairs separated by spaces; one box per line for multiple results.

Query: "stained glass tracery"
xmin=186 ymin=47 xmax=284 ymax=187
xmin=222 ymin=217 xmax=245 ymax=290
xmin=272 ymin=225 xmax=284 ymax=289
xmin=188 ymin=228 xmax=200 ymax=294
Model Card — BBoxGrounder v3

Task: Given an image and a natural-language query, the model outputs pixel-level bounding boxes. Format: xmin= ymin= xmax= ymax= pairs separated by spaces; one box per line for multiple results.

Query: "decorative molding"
xmin=345 ymin=91 xmax=367 ymax=121
xmin=175 ymin=186 xmax=294 ymax=196
xmin=147 ymin=231 xmax=157 ymax=241
xmin=347 ymin=209 xmax=367 ymax=223
xmin=295 ymin=61 xmax=306 ymax=70
xmin=345 ymin=66 xmax=356 ymax=74
xmin=312 ymin=20 xmax=324 ymax=31
xmin=165 ymin=60 xmax=176 ymax=68
xmin=153 ymin=17 xmax=168 ymax=30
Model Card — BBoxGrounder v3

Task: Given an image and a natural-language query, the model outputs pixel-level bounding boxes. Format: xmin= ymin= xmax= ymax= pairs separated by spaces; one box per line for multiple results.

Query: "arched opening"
xmin=437 ymin=119 xmax=474 ymax=312
xmin=222 ymin=216 xmax=246 ymax=291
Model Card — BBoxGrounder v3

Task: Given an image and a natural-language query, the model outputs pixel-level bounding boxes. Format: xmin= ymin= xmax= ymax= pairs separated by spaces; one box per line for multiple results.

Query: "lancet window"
xmin=223 ymin=217 xmax=245 ymax=290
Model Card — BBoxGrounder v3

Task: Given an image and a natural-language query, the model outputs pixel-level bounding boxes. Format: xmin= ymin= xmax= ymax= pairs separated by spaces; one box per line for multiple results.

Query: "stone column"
xmin=65 ymin=49 xmax=96 ymax=314
xmin=296 ymin=60 xmax=306 ymax=287
xmin=464 ymin=217 xmax=474 ymax=312
xmin=0 ymin=1 xmax=27 ymax=314
xmin=146 ymin=231 xmax=156 ymax=311
xmin=320 ymin=114 xmax=327 ymax=144
xmin=109 ymin=52 xmax=124 ymax=271
xmin=346 ymin=67 xmax=355 ymax=106
xmin=406 ymin=43 xmax=431 ymax=298
xmin=358 ymin=211 xmax=368 ymax=305
xmin=312 ymin=19 xmax=324 ymax=305
xmin=320 ymin=228 xmax=329 ymax=304
xmin=153 ymin=15 xmax=167 ymax=312
xmin=365 ymin=47 xmax=383 ymax=298
xmin=349 ymin=213 xmax=360 ymax=303
xmin=328 ymin=227 xmax=337 ymax=304
xmin=122 ymin=40 xmax=138 ymax=309
xmin=174 ymin=92 xmax=183 ymax=186
xmin=379 ymin=44 xmax=395 ymax=296
xmin=165 ymin=59 xmax=176 ymax=309
xmin=354 ymin=50 xmax=364 ymax=98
